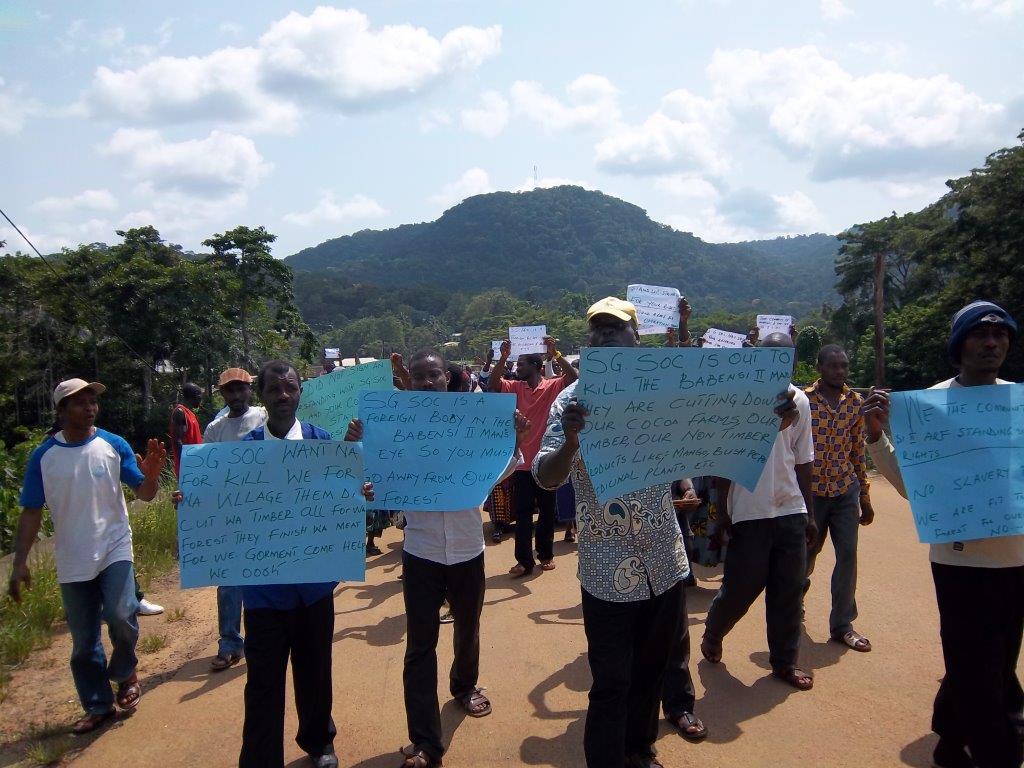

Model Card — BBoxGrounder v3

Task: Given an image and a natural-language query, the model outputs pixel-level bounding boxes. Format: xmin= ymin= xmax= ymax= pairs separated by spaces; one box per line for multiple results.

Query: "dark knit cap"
xmin=947 ymin=300 xmax=1017 ymax=363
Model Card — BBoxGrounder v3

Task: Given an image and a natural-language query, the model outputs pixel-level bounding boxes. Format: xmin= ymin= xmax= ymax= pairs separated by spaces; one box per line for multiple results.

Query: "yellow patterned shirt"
xmin=805 ymin=381 xmax=869 ymax=499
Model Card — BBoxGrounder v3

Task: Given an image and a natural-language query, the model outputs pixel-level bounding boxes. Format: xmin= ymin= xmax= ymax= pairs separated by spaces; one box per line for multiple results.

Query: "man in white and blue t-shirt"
xmin=9 ymin=378 xmax=167 ymax=735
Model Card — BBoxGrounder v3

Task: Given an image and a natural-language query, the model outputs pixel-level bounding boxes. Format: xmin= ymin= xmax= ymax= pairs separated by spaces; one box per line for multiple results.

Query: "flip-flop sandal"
xmin=833 ymin=630 xmax=872 ymax=652
xmin=210 ymin=652 xmax=243 ymax=671
xmin=71 ymin=711 xmax=115 ymax=735
xmin=456 ymin=687 xmax=492 ymax=718
xmin=668 ymin=712 xmax=708 ymax=742
xmin=540 ymin=560 xmax=556 ymax=571
xmin=116 ymin=673 xmax=142 ymax=710
xmin=772 ymin=667 xmax=814 ymax=691
xmin=508 ymin=564 xmax=532 ymax=578
xmin=399 ymin=745 xmax=443 ymax=767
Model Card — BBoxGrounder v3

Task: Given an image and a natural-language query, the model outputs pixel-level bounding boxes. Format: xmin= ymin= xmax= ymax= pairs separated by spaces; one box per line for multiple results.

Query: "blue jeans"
xmin=217 ymin=586 xmax=244 ymax=657
xmin=59 ymin=560 xmax=139 ymax=715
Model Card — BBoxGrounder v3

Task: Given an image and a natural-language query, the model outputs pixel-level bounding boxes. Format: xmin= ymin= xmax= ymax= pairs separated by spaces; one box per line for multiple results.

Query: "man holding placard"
xmin=533 ymin=297 xmax=697 ymax=768
xmin=862 ymin=301 xmax=1022 ymax=768
xmin=347 ymin=348 xmax=528 ymax=768
xmin=490 ymin=334 xmax=578 ymax=577
xmin=701 ymin=332 xmax=818 ymax=692
xmin=237 ymin=360 xmax=363 ymax=768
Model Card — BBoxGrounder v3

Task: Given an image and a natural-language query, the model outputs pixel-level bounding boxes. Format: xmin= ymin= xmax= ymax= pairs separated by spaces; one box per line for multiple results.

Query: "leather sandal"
xmin=71 ymin=711 xmax=115 ymax=735
xmin=116 ymin=672 xmax=142 ymax=710
xmin=399 ymin=744 xmax=443 ymax=767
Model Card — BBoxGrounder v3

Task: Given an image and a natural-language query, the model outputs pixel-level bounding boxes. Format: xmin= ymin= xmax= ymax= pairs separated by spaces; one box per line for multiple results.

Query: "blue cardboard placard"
xmin=296 ymin=360 xmax=393 ymax=438
xmin=177 ymin=440 xmax=367 ymax=587
xmin=890 ymin=383 xmax=1024 ymax=543
xmin=359 ymin=391 xmax=517 ymax=511
xmin=575 ymin=346 xmax=793 ymax=503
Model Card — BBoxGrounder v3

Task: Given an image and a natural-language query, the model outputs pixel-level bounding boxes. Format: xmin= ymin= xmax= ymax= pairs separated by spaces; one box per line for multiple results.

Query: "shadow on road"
xmin=483 ymin=572 xmax=535 ymax=607
xmin=334 ymin=612 xmax=406 ymax=647
xmin=176 ymin=657 xmax=247 ymax=703
xmin=519 ymin=652 xmax=589 ymax=767
xmin=695 ymin=658 xmax=801 ymax=744
xmin=334 ymin=578 xmax=403 ymax=615
xmin=899 ymin=733 xmax=938 ymax=767
xmin=528 ymin=603 xmax=583 ymax=627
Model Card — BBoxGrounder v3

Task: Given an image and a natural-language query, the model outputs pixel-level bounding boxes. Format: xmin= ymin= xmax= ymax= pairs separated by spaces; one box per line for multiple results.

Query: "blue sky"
xmin=2 ymin=0 xmax=1022 ymax=256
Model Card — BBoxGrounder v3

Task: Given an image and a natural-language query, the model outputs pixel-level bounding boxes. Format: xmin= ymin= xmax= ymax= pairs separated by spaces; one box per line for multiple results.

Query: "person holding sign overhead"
xmin=862 ymin=301 xmax=1022 ymax=768
xmin=533 ymin=297 xmax=741 ymax=768
xmin=346 ymin=348 xmax=529 ymax=768
xmin=701 ymin=331 xmax=819 ymax=693
xmin=237 ymin=360 xmax=372 ymax=768
xmin=489 ymin=334 xmax=578 ymax=577
xmin=9 ymin=379 xmax=167 ymax=735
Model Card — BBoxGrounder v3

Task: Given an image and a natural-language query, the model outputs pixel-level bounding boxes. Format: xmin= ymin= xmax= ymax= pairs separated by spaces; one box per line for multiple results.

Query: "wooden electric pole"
xmin=873 ymin=251 xmax=886 ymax=387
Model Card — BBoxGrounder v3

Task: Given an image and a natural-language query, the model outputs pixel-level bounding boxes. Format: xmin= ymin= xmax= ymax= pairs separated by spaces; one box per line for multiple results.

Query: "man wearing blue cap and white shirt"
xmin=862 ymin=300 xmax=1023 ymax=768
xmin=8 ymin=378 xmax=167 ymax=735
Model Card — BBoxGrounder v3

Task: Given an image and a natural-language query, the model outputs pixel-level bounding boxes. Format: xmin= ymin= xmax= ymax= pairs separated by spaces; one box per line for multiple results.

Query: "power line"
xmin=0 ymin=206 xmax=160 ymax=373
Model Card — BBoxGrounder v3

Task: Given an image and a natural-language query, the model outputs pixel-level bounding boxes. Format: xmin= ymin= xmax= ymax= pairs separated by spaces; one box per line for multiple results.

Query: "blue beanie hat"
xmin=947 ymin=300 xmax=1017 ymax=363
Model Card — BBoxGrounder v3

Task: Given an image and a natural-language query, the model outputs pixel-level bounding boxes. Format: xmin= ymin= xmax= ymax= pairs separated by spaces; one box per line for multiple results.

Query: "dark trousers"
xmin=661 ymin=587 xmax=695 ymax=718
xmin=806 ymin=483 xmax=861 ymax=636
xmin=931 ymin=562 xmax=1024 ymax=768
xmin=402 ymin=551 xmax=486 ymax=762
xmin=239 ymin=596 xmax=336 ymax=768
xmin=582 ymin=581 xmax=684 ymax=768
xmin=705 ymin=514 xmax=807 ymax=673
xmin=513 ymin=469 xmax=556 ymax=570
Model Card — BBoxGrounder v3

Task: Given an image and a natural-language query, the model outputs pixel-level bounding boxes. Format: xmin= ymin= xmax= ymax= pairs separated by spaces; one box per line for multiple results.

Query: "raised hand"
xmin=678 ymin=296 xmax=692 ymax=324
xmin=561 ymin=401 xmax=589 ymax=443
xmin=513 ymin=410 xmax=531 ymax=444
xmin=500 ymin=339 xmax=511 ymax=359
xmin=543 ymin=335 xmax=558 ymax=360
xmin=137 ymin=438 xmax=167 ymax=482
xmin=775 ymin=388 xmax=798 ymax=430
xmin=344 ymin=418 xmax=364 ymax=442
xmin=861 ymin=388 xmax=891 ymax=443
xmin=391 ymin=353 xmax=411 ymax=391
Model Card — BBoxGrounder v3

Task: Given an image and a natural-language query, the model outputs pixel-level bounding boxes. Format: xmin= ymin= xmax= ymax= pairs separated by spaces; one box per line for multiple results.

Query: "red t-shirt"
xmin=499 ymin=377 xmax=568 ymax=470
xmin=169 ymin=404 xmax=203 ymax=477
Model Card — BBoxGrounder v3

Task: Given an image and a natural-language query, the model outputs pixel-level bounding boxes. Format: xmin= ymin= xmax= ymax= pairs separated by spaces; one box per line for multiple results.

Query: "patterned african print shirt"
xmin=804 ymin=380 xmax=869 ymax=499
xmin=532 ymin=382 xmax=690 ymax=603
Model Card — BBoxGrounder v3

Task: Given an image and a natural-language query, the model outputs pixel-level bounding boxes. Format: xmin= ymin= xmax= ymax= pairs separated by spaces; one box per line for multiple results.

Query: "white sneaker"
xmin=137 ymin=599 xmax=164 ymax=616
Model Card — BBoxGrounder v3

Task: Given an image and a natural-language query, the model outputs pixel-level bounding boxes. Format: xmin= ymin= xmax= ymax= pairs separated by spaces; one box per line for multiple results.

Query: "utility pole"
xmin=873 ymin=250 xmax=886 ymax=387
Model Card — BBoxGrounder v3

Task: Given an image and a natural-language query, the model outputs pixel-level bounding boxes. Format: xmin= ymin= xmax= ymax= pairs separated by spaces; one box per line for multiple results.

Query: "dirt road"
xmin=9 ymin=477 xmax=1022 ymax=767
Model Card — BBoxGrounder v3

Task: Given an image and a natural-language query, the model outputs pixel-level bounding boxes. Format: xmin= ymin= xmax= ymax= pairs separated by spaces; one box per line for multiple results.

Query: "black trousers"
xmin=931 ymin=562 xmax=1023 ymax=768
xmin=661 ymin=586 xmax=695 ymax=718
xmin=704 ymin=514 xmax=807 ymax=673
xmin=239 ymin=596 xmax=336 ymax=768
xmin=403 ymin=551 xmax=486 ymax=762
xmin=582 ymin=581 xmax=684 ymax=768
xmin=513 ymin=469 xmax=556 ymax=570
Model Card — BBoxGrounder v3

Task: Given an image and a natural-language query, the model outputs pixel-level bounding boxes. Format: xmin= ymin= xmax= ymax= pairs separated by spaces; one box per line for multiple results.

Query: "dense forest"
xmin=2 ymin=131 xmax=1022 ymax=455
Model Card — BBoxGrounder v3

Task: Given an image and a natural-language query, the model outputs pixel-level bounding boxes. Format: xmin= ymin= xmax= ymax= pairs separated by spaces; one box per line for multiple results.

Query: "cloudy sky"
xmin=2 ymin=0 xmax=1022 ymax=256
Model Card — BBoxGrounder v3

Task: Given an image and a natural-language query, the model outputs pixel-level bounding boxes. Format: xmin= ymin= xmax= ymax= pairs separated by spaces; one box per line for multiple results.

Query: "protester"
xmin=9 ymin=379 xmax=167 ymax=734
xmin=533 ymin=297 xmax=712 ymax=768
xmin=346 ymin=348 xmax=529 ymax=768
xmin=169 ymin=382 xmax=203 ymax=478
xmin=804 ymin=344 xmax=874 ymax=653
xmin=862 ymin=301 xmax=1022 ymax=768
xmin=701 ymin=331 xmax=818 ymax=692
xmin=237 ymin=360 xmax=371 ymax=768
xmin=490 ymin=335 xmax=578 ymax=577
xmin=200 ymin=368 xmax=266 ymax=672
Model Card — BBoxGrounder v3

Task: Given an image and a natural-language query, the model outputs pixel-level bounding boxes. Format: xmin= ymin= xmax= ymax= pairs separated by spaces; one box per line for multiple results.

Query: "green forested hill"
xmin=286 ymin=186 xmax=839 ymax=318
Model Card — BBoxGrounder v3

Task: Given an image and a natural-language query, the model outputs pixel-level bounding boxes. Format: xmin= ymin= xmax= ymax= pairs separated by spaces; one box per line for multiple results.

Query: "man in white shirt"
xmin=701 ymin=332 xmax=819 ymax=691
xmin=346 ymin=349 xmax=527 ymax=768
xmin=862 ymin=301 xmax=1022 ymax=768
xmin=9 ymin=379 xmax=167 ymax=735
xmin=202 ymin=367 xmax=266 ymax=672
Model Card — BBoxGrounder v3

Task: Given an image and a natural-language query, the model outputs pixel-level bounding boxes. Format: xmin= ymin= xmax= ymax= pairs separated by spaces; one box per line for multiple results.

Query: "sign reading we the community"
xmin=626 ymin=284 xmax=680 ymax=335
xmin=890 ymin=383 xmax=1024 ymax=544
xmin=575 ymin=347 xmax=793 ymax=503
xmin=296 ymin=360 xmax=393 ymax=438
xmin=359 ymin=391 xmax=518 ymax=511
xmin=177 ymin=440 xmax=368 ymax=588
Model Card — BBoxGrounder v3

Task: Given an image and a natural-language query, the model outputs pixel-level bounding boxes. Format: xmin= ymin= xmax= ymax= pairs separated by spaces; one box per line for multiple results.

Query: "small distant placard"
xmin=323 ymin=347 xmax=340 ymax=360
xmin=296 ymin=360 xmax=393 ymax=438
xmin=508 ymin=325 xmax=547 ymax=357
xmin=178 ymin=441 xmax=367 ymax=587
xmin=756 ymin=315 xmax=793 ymax=339
xmin=702 ymin=328 xmax=746 ymax=348
xmin=627 ymin=284 xmax=680 ymax=335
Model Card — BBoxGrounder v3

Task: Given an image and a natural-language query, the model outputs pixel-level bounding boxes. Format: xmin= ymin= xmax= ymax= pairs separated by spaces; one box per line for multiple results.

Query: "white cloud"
xmin=460 ymin=91 xmax=509 ymax=138
xmin=880 ymin=178 xmax=950 ymax=200
xmin=102 ymin=128 xmax=272 ymax=196
xmin=662 ymin=187 xmax=824 ymax=241
xmin=820 ymin=0 xmax=853 ymax=20
xmin=0 ymin=77 xmax=37 ymax=134
xmin=0 ymin=224 xmax=75 ymax=254
xmin=594 ymin=89 xmax=730 ymax=177
xmin=284 ymin=192 xmax=387 ymax=227
xmin=32 ymin=189 xmax=118 ymax=215
xmin=654 ymin=175 xmax=721 ymax=201
xmin=937 ymin=0 xmax=1024 ymax=17
xmin=511 ymin=74 xmax=620 ymax=131
xmin=706 ymin=45 xmax=1010 ymax=180
xmin=86 ymin=8 xmax=502 ymax=133
xmin=220 ymin=22 xmax=243 ymax=36
xmin=772 ymin=190 xmax=825 ymax=230
xmin=429 ymin=168 xmax=493 ymax=207
xmin=419 ymin=108 xmax=452 ymax=133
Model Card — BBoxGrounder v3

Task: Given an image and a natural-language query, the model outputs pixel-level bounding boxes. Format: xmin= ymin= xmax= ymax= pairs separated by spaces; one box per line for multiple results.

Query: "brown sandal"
xmin=772 ymin=666 xmax=814 ymax=690
xmin=71 ymin=711 xmax=115 ymax=735
xmin=668 ymin=711 xmax=708 ymax=742
xmin=399 ymin=745 xmax=443 ymax=767
xmin=116 ymin=672 xmax=142 ymax=710
xmin=456 ymin=687 xmax=492 ymax=717
xmin=210 ymin=652 xmax=243 ymax=671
